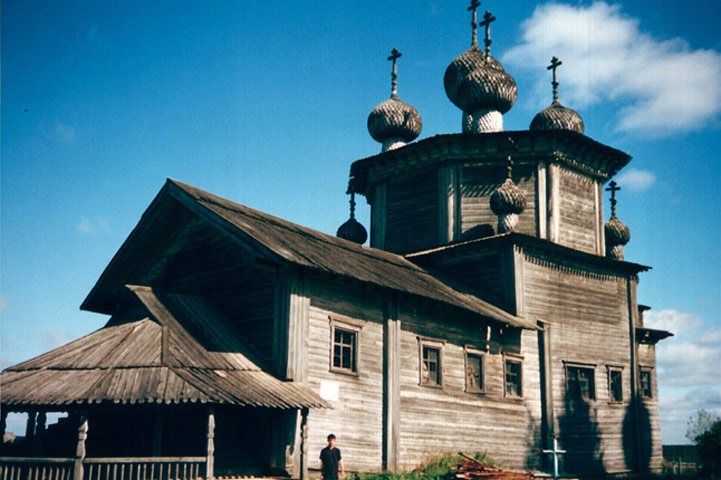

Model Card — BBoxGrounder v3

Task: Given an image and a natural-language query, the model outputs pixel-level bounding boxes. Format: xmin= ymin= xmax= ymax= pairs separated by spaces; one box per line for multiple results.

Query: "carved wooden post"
xmin=206 ymin=407 xmax=215 ymax=480
xmin=25 ymin=410 xmax=37 ymax=439
xmin=35 ymin=411 xmax=47 ymax=454
xmin=299 ymin=408 xmax=309 ymax=480
xmin=152 ymin=411 xmax=164 ymax=456
xmin=0 ymin=409 xmax=7 ymax=439
xmin=74 ymin=414 xmax=88 ymax=480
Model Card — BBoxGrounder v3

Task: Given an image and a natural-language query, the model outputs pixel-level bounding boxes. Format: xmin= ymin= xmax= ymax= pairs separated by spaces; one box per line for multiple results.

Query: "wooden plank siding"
xmin=556 ymin=167 xmax=598 ymax=254
xmin=385 ymin=169 xmax=440 ymax=254
xmin=521 ymin=251 xmax=661 ymax=475
xmin=638 ymin=343 xmax=663 ymax=473
xmin=396 ymin=298 xmax=542 ymax=471
xmin=304 ymin=277 xmax=386 ymax=472
xmin=460 ymin=164 xmax=537 ymax=239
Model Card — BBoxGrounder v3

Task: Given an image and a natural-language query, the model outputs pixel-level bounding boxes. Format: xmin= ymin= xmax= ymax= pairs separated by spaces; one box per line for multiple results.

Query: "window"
xmin=331 ymin=326 xmax=358 ymax=374
xmin=465 ymin=352 xmax=484 ymax=393
xmin=420 ymin=344 xmax=442 ymax=386
xmin=640 ymin=369 xmax=652 ymax=398
xmin=505 ymin=358 xmax=522 ymax=397
xmin=608 ymin=368 xmax=623 ymax=403
xmin=567 ymin=365 xmax=595 ymax=401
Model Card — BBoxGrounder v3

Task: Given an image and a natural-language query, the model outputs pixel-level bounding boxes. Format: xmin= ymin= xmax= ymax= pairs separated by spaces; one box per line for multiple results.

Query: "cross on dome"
xmin=468 ymin=0 xmax=481 ymax=47
xmin=505 ymin=137 xmax=517 ymax=179
xmin=388 ymin=48 xmax=402 ymax=98
xmin=606 ymin=180 xmax=621 ymax=217
xmin=547 ymin=56 xmax=563 ymax=102
xmin=479 ymin=10 xmax=496 ymax=59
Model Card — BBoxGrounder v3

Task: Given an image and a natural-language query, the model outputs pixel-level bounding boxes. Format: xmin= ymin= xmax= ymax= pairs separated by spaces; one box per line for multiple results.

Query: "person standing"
xmin=320 ymin=433 xmax=344 ymax=480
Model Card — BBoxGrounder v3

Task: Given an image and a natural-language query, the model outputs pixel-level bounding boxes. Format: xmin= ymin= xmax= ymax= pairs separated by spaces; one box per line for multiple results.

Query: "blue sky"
xmin=2 ymin=1 xmax=720 ymax=444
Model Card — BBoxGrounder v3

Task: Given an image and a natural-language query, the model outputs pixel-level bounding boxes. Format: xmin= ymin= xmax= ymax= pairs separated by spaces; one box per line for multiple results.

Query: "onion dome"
xmin=490 ymin=139 xmax=526 ymax=233
xmin=530 ymin=57 xmax=584 ymax=134
xmin=367 ymin=48 xmax=422 ymax=152
xmin=604 ymin=181 xmax=630 ymax=260
xmin=444 ymin=5 xmax=517 ymax=133
xmin=337 ymin=192 xmax=367 ymax=245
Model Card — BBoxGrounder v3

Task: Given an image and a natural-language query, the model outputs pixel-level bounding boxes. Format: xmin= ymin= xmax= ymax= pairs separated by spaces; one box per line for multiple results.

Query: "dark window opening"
xmin=332 ymin=328 xmax=357 ymax=372
xmin=505 ymin=359 xmax=522 ymax=397
xmin=421 ymin=346 xmax=441 ymax=386
xmin=609 ymin=369 xmax=623 ymax=402
xmin=640 ymin=370 xmax=652 ymax=398
xmin=567 ymin=365 xmax=595 ymax=401
xmin=466 ymin=353 xmax=484 ymax=392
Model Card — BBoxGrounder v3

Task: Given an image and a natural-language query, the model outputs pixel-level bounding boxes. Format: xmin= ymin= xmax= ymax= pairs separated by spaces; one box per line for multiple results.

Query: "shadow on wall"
xmin=623 ymin=398 xmax=652 ymax=473
xmin=558 ymin=389 xmax=605 ymax=476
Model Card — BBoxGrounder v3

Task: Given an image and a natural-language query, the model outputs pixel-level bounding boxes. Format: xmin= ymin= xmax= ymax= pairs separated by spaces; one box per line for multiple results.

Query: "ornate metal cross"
xmin=468 ymin=0 xmax=481 ymax=46
xmin=388 ymin=48 xmax=402 ymax=97
xmin=547 ymin=56 xmax=563 ymax=102
xmin=606 ymin=180 xmax=621 ymax=217
xmin=480 ymin=10 xmax=496 ymax=58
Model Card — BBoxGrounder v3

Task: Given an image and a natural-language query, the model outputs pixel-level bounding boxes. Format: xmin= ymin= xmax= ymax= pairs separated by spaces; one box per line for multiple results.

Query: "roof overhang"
xmin=349 ymin=131 xmax=632 ymax=196
xmin=636 ymin=327 xmax=673 ymax=344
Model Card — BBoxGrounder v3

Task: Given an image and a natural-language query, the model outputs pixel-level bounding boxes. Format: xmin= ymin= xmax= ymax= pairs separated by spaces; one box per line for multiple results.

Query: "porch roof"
xmin=1 ymin=286 xmax=330 ymax=410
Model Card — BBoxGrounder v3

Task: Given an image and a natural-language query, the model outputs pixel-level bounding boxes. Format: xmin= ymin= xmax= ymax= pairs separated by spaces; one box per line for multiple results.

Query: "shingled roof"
xmin=165 ymin=179 xmax=533 ymax=329
xmin=1 ymin=286 xmax=330 ymax=409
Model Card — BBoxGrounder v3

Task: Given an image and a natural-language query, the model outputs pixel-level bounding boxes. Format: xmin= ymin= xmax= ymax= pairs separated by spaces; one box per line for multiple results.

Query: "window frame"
xmin=503 ymin=354 xmax=523 ymax=398
xmin=565 ymin=361 xmax=597 ymax=402
xmin=464 ymin=347 xmax=486 ymax=394
xmin=607 ymin=366 xmax=624 ymax=404
xmin=329 ymin=316 xmax=362 ymax=377
xmin=639 ymin=367 xmax=653 ymax=399
xmin=418 ymin=337 xmax=445 ymax=388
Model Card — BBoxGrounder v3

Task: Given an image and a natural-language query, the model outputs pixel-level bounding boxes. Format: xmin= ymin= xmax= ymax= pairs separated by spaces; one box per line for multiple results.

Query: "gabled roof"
xmin=82 ymin=179 xmax=534 ymax=329
xmin=1 ymin=287 xmax=330 ymax=409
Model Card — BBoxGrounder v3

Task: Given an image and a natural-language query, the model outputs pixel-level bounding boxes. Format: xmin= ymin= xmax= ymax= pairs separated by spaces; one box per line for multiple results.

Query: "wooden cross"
xmin=606 ymin=180 xmax=621 ymax=217
xmin=468 ymin=0 xmax=481 ymax=46
xmin=547 ymin=56 xmax=563 ymax=102
xmin=506 ymin=137 xmax=517 ymax=179
xmin=479 ymin=10 xmax=496 ymax=57
xmin=388 ymin=48 xmax=402 ymax=97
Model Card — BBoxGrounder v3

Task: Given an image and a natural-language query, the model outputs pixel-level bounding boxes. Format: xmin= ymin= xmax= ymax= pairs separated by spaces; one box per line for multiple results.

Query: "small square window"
xmin=421 ymin=345 xmax=441 ymax=386
xmin=567 ymin=365 xmax=595 ymax=401
xmin=505 ymin=359 xmax=522 ymax=397
xmin=466 ymin=353 xmax=484 ymax=393
xmin=332 ymin=327 xmax=357 ymax=373
xmin=609 ymin=369 xmax=623 ymax=403
xmin=640 ymin=369 xmax=652 ymax=398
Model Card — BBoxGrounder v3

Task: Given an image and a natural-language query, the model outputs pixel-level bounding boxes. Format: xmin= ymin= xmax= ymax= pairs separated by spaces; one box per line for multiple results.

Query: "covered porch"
xmin=1 ymin=286 xmax=328 ymax=480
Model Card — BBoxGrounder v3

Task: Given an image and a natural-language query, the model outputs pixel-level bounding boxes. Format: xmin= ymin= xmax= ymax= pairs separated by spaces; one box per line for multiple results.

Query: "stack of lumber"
xmin=454 ymin=458 xmax=535 ymax=480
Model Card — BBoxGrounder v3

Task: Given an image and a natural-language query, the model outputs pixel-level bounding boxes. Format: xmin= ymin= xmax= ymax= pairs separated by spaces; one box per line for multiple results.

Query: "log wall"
xmin=556 ymin=167 xmax=598 ymax=254
xmin=385 ymin=169 xmax=439 ymax=254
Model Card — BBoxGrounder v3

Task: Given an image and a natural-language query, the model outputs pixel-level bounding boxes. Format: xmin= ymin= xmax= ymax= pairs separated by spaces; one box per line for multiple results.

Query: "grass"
xmin=348 ymin=452 xmax=497 ymax=480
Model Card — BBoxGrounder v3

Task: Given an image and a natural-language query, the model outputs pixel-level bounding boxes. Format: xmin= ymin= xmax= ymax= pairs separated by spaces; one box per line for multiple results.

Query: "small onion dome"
xmin=336 ymin=216 xmax=368 ymax=245
xmin=605 ymin=215 xmax=631 ymax=247
xmin=490 ymin=178 xmax=526 ymax=215
xmin=367 ymin=95 xmax=422 ymax=145
xmin=530 ymin=101 xmax=584 ymax=134
xmin=444 ymin=47 xmax=517 ymax=115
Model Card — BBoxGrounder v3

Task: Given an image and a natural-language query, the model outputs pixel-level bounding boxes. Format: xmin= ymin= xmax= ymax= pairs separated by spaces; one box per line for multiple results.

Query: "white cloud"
xmin=615 ymin=168 xmax=656 ymax=191
xmin=503 ymin=2 xmax=721 ymax=136
xmin=645 ymin=309 xmax=700 ymax=335
xmin=76 ymin=217 xmax=111 ymax=235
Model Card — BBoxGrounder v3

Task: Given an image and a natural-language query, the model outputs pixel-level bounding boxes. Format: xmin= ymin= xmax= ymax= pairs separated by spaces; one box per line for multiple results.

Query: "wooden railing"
xmin=0 ymin=457 xmax=75 ymax=480
xmin=1 ymin=457 xmax=205 ymax=480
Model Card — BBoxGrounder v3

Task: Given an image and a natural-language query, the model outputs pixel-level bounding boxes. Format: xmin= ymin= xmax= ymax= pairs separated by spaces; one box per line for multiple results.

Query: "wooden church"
xmin=1 ymin=3 xmax=672 ymax=479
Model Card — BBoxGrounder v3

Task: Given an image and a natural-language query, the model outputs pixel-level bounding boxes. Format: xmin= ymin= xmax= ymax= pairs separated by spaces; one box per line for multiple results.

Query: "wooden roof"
xmin=1 ymin=287 xmax=330 ymax=409
xmin=82 ymin=179 xmax=533 ymax=329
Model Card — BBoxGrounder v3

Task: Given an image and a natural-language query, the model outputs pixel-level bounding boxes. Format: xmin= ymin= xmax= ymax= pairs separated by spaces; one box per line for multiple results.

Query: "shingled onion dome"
xmin=337 ymin=192 xmax=368 ymax=245
xmin=530 ymin=57 xmax=584 ymax=134
xmin=604 ymin=181 xmax=630 ymax=260
xmin=444 ymin=5 xmax=517 ymax=133
xmin=367 ymin=48 xmax=422 ymax=152
xmin=490 ymin=139 xmax=526 ymax=233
